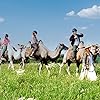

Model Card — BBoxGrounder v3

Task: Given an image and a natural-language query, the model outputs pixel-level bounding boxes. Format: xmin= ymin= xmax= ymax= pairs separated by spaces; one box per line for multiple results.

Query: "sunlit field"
xmin=0 ymin=62 xmax=100 ymax=100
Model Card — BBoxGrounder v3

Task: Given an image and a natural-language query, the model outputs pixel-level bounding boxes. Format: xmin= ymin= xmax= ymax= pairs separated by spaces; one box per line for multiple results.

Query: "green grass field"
xmin=0 ymin=62 xmax=100 ymax=100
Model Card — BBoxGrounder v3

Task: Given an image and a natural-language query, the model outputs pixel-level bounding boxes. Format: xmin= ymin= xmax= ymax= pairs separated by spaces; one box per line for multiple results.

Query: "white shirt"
xmin=74 ymin=35 xmax=79 ymax=46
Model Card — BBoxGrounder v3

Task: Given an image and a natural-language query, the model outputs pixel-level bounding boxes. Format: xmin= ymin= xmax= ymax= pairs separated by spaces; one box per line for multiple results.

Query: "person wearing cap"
xmin=30 ymin=31 xmax=39 ymax=57
xmin=69 ymin=28 xmax=83 ymax=59
xmin=31 ymin=31 xmax=38 ymax=44
xmin=1 ymin=34 xmax=10 ymax=58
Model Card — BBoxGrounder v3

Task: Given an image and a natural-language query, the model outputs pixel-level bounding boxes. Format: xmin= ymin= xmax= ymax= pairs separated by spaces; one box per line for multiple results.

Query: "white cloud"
xmin=65 ymin=5 xmax=100 ymax=19
xmin=66 ymin=11 xmax=75 ymax=16
xmin=77 ymin=5 xmax=100 ymax=19
xmin=79 ymin=26 xmax=88 ymax=30
xmin=0 ymin=17 xmax=5 ymax=23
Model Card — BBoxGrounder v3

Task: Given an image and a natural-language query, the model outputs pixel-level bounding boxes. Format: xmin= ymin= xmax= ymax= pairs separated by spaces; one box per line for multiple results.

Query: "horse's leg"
xmin=8 ymin=62 xmax=11 ymax=69
xmin=0 ymin=59 xmax=2 ymax=65
xmin=10 ymin=60 xmax=14 ymax=70
xmin=43 ymin=60 xmax=50 ymax=76
xmin=0 ymin=57 xmax=2 ymax=70
xmin=79 ymin=62 xmax=86 ymax=80
xmin=8 ymin=57 xmax=11 ymax=69
xmin=46 ymin=64 xmax=50 ymax=77
xmin=59 ymin=62 xmax=65 ymax=74
xmin=76 ymin=60 xmax=80 ymax=77
xmin=79 ymin=54 xmax=88 ymax=80
xmin=0 ymin=59 xmax=1 ymax=70
xmin=39 ymin=62 xmax=43 ymax=75
xmin=59 ymin=51 xmax=67 ymax=74
xmin=67 ymin=59 xmax=71 ymax=75
xmin=22 ymin=58 xmax=25 ymax=69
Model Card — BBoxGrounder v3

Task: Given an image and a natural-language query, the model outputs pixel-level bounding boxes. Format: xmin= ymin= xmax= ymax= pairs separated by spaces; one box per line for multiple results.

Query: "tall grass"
xmin=0 ymin=63 xmax=100 ymax=100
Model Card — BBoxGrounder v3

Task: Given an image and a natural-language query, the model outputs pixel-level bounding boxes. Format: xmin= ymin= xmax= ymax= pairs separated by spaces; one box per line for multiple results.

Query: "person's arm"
xmin=77 ymin=33 xmax=83 ymax=37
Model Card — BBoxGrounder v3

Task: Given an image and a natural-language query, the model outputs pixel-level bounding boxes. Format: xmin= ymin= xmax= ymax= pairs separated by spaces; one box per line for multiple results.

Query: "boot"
xmin=73 ymin=51 xmax=77 ymax=60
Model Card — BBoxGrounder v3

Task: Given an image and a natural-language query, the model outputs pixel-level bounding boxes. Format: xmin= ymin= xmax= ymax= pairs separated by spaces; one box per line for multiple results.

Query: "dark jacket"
xmin=69 ymin=33 xmax=83 ymax=46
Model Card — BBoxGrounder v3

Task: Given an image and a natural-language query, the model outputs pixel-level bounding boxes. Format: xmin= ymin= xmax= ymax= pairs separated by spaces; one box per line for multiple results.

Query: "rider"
xmin=69 ymin=28 xmax=83 ymax=59
xmin=1 ymin=34 xmax=10 ymax=58
xmin=30 ymin=30 xmax=39 ymax=57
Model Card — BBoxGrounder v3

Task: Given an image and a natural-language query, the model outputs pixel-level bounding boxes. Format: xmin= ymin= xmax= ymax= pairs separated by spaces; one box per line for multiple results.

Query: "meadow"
xmin=0 ymin=62 xmax=100 ymax=100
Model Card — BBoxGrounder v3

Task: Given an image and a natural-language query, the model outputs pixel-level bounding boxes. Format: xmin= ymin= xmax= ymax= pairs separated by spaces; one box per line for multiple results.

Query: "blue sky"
xmin=0 ymin=0 xmax=100 ymax=50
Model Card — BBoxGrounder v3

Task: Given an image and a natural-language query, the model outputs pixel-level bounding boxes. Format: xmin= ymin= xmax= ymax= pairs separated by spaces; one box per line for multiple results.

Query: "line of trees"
xmin=95 ymin=55 xmax=100 ymax=63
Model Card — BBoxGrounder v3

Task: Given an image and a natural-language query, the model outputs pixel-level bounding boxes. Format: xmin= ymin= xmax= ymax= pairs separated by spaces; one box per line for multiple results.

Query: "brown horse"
xmin=25 ymin=40 xmax=68 ymax=76
xmin=59 ymin=41 xmax=99 ymax=76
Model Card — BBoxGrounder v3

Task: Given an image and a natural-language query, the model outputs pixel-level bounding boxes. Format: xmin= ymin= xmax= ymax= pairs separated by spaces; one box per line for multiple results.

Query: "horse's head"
xmin=59 ymin=43 xmax=68 ymax=50
xmin=90 ymin=45 xmax=99 ymax=55
xmin=18 ymin=44 xmax=26 ymax=51
xmin=85 ymin=45 xmax=99 ymax=55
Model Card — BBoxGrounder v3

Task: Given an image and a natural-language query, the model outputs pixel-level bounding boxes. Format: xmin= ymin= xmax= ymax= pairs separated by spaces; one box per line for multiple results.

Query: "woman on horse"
xmin=1 ymin=34 xmax=10 ymax=58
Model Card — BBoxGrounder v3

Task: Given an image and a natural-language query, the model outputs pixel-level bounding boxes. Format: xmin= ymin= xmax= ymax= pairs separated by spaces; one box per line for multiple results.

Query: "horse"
xmin=25 ymin=40 xmax=68 ymax=76
xmin=59 ymin=41 xmax=99 ymax=76
xmin=79 ymin=45 xmax=99 ymax=81
xmin=7 ymin=43 xmax=26 ymax=70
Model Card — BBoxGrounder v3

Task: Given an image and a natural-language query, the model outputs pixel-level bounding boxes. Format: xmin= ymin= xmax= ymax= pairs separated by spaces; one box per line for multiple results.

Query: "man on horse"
xmin=69 ymin=28 xmax=84 ymax=59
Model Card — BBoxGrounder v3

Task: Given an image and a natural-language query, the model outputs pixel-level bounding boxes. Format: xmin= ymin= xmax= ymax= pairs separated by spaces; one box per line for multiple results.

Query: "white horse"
xmin=7 ymin=43 xmax=26 ymax=70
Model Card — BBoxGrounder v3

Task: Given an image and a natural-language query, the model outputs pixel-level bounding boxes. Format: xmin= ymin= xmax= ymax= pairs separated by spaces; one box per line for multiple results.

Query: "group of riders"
xmin=0 ymin=28 xmax=83 ymax=61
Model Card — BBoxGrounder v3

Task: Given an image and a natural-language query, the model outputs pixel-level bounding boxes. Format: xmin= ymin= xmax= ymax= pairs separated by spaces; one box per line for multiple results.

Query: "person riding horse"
xmin=30 ymin=30 xmax=39 ymax=57
xmin=1 ymin=34 xmax=10 ymax=59
xmin=69 ymin=28 xmax=84 ymax=59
